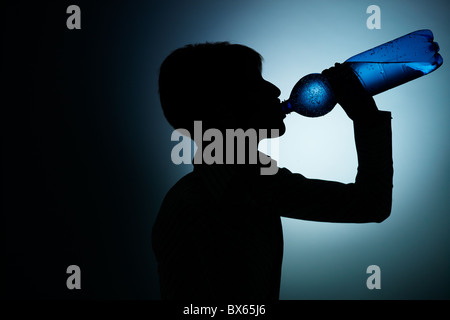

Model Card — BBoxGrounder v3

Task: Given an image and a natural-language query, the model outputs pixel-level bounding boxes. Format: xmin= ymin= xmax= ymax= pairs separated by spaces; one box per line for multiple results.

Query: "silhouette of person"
xmin=152 ymin=42 xmax=393 ymax=300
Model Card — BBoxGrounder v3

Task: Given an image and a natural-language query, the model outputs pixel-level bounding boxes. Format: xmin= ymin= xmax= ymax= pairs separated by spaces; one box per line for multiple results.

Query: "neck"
xmin=193 ymin=138 xmax=262 ymax=166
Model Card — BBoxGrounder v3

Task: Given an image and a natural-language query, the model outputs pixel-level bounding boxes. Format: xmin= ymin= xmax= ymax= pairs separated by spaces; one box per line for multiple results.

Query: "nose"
xmin=264 ymin=80 xmax=281 ymax=98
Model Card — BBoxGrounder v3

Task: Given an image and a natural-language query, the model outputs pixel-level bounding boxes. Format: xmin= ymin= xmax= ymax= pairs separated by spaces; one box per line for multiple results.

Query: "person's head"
xmin=158 ymin=42 xmax=285 ymax=137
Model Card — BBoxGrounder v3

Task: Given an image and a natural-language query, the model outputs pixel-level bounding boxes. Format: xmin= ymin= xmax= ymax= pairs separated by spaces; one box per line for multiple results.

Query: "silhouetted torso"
xmin=153 ymin=111 xmax=393 ymax=300
xmin=152 ymin=163 xmax=283 ymax=299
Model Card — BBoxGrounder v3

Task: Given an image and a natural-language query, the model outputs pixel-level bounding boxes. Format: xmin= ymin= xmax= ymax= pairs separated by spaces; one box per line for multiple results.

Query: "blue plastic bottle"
xmin=282 ymin=30 xmax=443 ymax=117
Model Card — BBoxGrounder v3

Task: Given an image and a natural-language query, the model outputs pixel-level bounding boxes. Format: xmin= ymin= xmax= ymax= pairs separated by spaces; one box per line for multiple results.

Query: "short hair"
xmin=158 ymin=42 xmax=263 ymax=133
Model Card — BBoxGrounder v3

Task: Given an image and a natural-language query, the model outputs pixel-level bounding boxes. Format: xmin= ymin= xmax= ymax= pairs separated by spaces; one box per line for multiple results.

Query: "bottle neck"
xmin=281 ymin=100 xmax=293 ymax=114
xmin=283 ymin=73 xmax=337 ymax=117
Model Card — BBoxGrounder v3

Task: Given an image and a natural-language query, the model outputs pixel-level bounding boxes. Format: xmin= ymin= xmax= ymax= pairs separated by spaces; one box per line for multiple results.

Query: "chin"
xmin=264 ymin=121 xmax=286 ymax=138
xmin=274 ymin=123 xmax=286 ymax=137
xmin=278 ymin=123 xmax=286 ymax=136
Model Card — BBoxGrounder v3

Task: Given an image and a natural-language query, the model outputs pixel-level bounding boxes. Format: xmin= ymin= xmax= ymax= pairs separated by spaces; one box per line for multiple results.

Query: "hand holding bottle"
xmin=322 ymin=63 xmax=378 ymax=122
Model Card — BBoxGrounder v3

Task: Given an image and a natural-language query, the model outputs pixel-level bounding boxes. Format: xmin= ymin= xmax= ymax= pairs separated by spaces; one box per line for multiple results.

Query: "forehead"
xmin=228 ymin=56 xmax=263 ymax=80
xmin=226 ymin=45 xmax=262 ymax=72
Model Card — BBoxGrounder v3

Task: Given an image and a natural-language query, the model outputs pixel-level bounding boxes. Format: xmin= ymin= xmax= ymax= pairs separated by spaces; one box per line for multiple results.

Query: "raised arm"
xmin=275 ymin=110 xmax=392 ymax=223
xmin=272 ymin=63 xmax=393 ymax=223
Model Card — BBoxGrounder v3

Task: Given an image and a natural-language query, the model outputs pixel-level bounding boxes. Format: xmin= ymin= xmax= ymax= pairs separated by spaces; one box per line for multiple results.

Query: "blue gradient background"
xmin=137 ymin=0 xmax=450 ymax=299
xmin=3 ymin=0 xmax=449 ymax=300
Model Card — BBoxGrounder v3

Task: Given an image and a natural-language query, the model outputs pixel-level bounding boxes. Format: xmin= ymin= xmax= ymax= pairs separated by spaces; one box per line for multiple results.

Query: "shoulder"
xmin=152 ymin=172 xmax=207 ymax=243
xmin=262 ymin=166 xmax=307 ymax=185
xmin=162 ymin=172 xmax=203 ymax=206
xmin=156 ymin=171 xmax=208 ymax=223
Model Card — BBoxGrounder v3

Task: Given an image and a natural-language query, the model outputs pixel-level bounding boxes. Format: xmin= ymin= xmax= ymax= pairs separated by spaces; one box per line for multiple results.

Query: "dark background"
xmin=2 ymin=1 xmax=160 ymax=299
